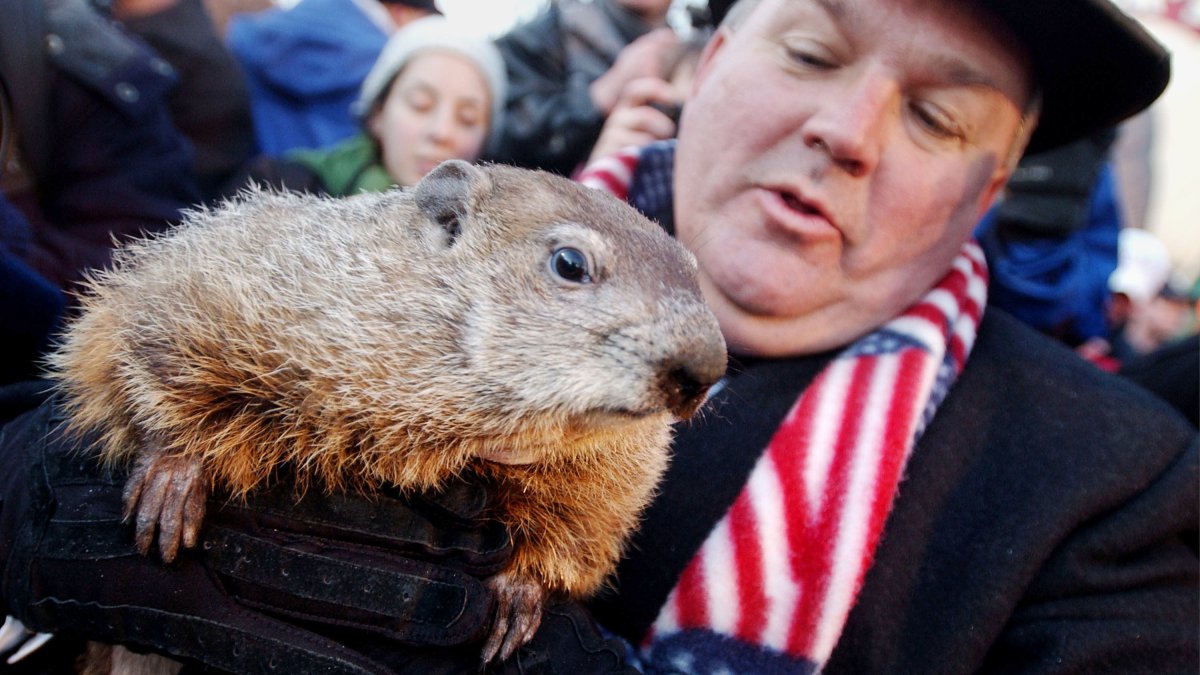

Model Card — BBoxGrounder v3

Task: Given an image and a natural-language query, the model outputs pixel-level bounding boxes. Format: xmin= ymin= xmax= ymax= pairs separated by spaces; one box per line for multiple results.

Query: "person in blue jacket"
xmin=227 ymin=0 xmax=438 ymax=156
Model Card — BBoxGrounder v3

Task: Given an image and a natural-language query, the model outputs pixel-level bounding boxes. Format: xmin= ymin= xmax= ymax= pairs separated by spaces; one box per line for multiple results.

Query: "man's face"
xmin=674 ymin=0 xmax=1032 ymax=356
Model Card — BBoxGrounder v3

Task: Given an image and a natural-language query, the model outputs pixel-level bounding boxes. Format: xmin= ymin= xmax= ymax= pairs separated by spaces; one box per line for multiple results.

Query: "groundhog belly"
xmin=48 ymin=160 xmax=727 ymax=666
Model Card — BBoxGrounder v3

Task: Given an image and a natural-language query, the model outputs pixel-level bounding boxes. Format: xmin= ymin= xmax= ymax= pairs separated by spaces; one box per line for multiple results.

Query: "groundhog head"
xmin=402 ymin=160 xmax=727 ymax=444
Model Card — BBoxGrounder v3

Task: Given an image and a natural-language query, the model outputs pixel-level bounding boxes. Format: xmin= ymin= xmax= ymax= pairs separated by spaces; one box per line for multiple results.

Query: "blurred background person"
xmin=0 ymin=0 xmax=201 ymax=294
xmin=110 ymin=0 xmax=259 ymax=201
xmin=229 ymin=16 xmax=506 ymax=197
xmin=583 ymin=30 xmax=707 ymax=169
xmin=486 ymin=0 xmax=679 ymax=176
xmin=0 ymin=0 xmax=201 ymax=385
xmin=974 ymin=129 xmax=1122 ymax=350
xmin=227 ymin=0 xmax=440 ymax=157
xmin=1118 ymin=278 xmax=1198 ymax=429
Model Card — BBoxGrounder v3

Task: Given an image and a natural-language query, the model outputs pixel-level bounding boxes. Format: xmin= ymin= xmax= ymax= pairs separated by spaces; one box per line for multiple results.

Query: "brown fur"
xmin=47 ymin=161 xmax=726 ymax=636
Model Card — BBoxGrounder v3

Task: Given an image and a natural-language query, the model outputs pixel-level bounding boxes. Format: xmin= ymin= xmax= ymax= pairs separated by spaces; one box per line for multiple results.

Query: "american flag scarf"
xmin=580 ymin=142 xmax=988 ymax=673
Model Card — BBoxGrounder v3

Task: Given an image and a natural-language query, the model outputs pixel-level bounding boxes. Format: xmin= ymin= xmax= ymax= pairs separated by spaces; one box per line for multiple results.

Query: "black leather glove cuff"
xmin=0 ymin=398 xmax=511 ymax=673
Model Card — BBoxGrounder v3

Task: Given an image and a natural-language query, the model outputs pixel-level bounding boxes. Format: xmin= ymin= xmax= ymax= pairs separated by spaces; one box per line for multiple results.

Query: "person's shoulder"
xmin=967 ymin=307 xmax=1194 ymax=443
xmin=43 ymin=0 xmax=177 ymax=114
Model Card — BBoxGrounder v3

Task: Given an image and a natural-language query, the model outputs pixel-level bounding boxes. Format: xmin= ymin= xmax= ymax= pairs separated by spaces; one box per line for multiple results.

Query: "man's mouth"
xmin=781 ymin=190 xmax=821 ymax=215
xmin=759 ymin=186 xmax=839 ymax=239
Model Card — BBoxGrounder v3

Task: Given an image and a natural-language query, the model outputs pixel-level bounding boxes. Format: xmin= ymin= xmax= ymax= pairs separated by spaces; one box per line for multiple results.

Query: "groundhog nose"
xmin=660 ymin=330 xmax=727 ymax=420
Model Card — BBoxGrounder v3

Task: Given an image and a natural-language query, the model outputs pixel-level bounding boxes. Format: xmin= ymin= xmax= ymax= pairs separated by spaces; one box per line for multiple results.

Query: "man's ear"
xmin=413 ymin=160 xmax=488 ymax=246
xmin=688 ymin=26 xmax=732 ymax=99
xmin=976 ymin=168 xmax=1012 ymax=220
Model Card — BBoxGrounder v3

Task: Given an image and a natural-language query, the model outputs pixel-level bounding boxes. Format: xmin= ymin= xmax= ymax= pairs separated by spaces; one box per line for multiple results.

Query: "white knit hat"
xmin=355 ymin=16 xmax=507 ymax=138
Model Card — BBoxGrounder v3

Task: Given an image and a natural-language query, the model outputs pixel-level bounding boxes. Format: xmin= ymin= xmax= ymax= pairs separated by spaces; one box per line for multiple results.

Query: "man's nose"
xmin=801 ymin=70 xmax=894 ymax=177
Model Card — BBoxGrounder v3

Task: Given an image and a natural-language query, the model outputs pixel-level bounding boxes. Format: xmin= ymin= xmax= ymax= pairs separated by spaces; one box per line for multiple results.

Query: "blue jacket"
xmin=227 ymin=0 xmax=387 ymax=156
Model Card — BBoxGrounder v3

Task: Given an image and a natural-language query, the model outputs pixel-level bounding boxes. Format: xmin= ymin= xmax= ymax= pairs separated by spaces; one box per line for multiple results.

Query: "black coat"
xmin=0 ymin=0 xmax=202 ymax=293
xmin=592 ymin=309 xmax=1199 ymax=673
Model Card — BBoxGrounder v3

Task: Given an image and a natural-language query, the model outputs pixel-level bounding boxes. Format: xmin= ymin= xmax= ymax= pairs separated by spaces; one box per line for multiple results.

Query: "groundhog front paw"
xmin=481 ymin=573 xmax=546 ymax=667
xmin=123 ymin=449 xmax=207 ymax=563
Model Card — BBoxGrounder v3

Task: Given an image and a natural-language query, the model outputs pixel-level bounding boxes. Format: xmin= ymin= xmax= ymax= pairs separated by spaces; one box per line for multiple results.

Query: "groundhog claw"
xmin=481 ymin=574 xmax=546 ymax=667
xmin=123 ymin=450 xmax=206 ymax=563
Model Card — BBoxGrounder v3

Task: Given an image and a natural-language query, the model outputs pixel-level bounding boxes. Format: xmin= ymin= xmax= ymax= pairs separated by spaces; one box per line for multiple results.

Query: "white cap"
xmin=355 ymin=16 xmax=507 ymax=138
xmin=1108 ymin=228 xmax=1171 ymax=303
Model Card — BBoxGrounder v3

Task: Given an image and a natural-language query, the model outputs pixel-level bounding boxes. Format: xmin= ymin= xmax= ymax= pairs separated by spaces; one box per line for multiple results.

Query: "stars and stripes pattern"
xmin=646 ymin=247 xmax=985 ymax=670
xmin=579 ymin=143 xmax=989 ymax=672
xmin=577 ymin=145 xmax=641 ymax=201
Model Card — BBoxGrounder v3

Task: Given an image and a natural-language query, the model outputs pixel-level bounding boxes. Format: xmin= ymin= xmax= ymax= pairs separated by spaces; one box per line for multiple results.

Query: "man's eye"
xmin=786 ymin=47 xmax=834 ymax=69
xmin=910 ymin=102 xmax=962 ymax=140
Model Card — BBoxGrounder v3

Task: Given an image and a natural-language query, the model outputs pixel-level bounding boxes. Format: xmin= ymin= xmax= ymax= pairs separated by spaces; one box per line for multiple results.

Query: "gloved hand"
xmin=0 ymin=390 xmax=636 ymax=674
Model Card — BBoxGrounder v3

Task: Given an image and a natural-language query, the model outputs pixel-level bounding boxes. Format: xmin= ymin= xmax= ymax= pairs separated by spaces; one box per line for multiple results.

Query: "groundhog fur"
xmin=47 ymin=160 xmax=727 ymax=666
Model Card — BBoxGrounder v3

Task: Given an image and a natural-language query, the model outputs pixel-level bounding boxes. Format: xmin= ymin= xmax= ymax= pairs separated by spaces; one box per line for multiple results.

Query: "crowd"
xmin=0 ymin=0 xmax=1196 ymax=672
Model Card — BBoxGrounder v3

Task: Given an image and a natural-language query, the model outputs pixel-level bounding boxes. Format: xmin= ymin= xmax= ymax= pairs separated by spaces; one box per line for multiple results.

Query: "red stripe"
xmin=730 ymin=491 xmax=767 ymax=642
xmin=903 ymin=301 xmax=946 ymax=329
xmin=674 ymin=554 xmax=709 ymax=629
xmin=949 ymin=333 xmax=966 ymax=371
xmin=939 ymin=266 xmax=966 ymax=301
xmin=769 ymin=391 xmax=816 ymax=574
xmin=788 ymin=357 xmax=878 ymax=656
xmin=582 ymin=169 xmax=629 ymax=200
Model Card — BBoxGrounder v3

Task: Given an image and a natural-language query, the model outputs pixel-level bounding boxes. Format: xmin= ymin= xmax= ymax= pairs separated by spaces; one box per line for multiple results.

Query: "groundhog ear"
xmin=413 ymin=160 xmax=486 ymax=245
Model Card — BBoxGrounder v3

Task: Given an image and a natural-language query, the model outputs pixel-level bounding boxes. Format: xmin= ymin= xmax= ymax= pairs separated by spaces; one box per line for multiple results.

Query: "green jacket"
xmin=286 ymin=133 xmax=394 ymax=197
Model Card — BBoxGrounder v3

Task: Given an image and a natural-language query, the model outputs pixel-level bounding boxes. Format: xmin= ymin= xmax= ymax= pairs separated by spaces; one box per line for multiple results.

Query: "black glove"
xmin=0 ymin=391 xmax=635 ymax=674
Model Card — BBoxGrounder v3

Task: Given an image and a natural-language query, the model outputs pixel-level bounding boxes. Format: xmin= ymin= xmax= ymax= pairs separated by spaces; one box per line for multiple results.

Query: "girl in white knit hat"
xmin=234 ymin=16 xmax=507 ymax=197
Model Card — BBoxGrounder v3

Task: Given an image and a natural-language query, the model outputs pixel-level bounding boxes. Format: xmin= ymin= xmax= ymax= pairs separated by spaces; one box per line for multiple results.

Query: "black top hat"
xmin=704 ymin=0 xmax=1170 ymax=153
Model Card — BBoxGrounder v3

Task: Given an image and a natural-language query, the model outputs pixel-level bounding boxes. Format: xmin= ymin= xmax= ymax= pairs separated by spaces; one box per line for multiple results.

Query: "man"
xmin=574 ymin=1 xmax=1195 ymax=671
xmin=1 ymin=0 xmax=1195 ymax=672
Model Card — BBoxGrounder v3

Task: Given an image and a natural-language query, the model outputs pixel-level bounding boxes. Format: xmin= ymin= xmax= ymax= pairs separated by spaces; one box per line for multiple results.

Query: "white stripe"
xmin=950 ymin=252 xmax=973 ymax=276
xmin=885 ymin=315 xmax=943 ymax=352
xmin=952 ymin=312 xmax=979 ymax=357
xmin=6 ymin=632 xmax=52 ymax=665
xmin=577 ymin=152 xmax=636 ymax=191
xmin=923 ymin=288 xmax=959 ymax=321
xmin=653 ymin=587 xmax=681 ymax=636
xmin=963 ymin=240 xmax=987 ymax=268
xmin=965 ymin=269 xmax=987 ymax=313
xmin=810 ymin=354 xmax=902 ymax=661
xmin=704 ymin=517 xmax=740 ymax=634
xmin=803 ymin=359 xmax=855 ymax=514
xmin=748 ymin=455 xmax=799 ymax=651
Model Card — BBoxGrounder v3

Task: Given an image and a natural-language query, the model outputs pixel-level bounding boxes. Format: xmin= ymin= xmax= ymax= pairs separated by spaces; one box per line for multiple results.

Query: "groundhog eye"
xmin=550 ymin=247 xmax=591 ymax=284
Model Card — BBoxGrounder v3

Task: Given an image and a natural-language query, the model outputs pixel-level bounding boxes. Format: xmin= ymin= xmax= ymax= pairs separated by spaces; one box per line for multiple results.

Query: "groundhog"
xmin=47 ymin=160 xmax=727 ymax=669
